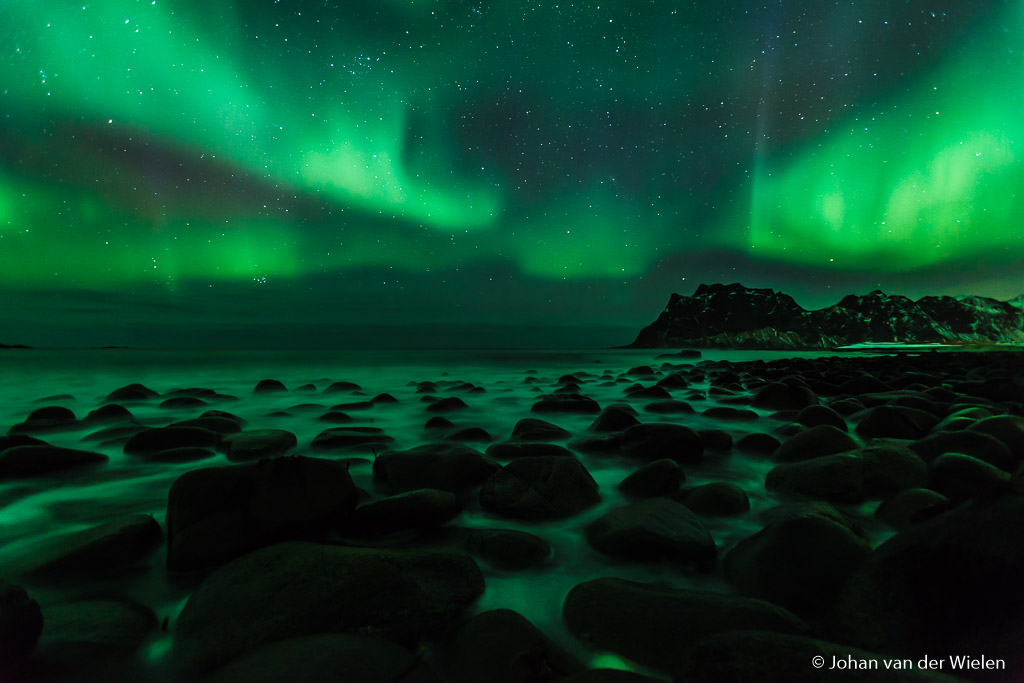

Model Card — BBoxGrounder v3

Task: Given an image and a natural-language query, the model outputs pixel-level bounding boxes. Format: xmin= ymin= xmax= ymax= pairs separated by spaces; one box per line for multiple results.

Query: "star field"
xmin=1 ymin=0 xmax=1021 ymax=347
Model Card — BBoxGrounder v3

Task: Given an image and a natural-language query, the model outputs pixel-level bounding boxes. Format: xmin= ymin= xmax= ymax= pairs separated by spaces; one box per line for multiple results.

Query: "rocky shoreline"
xmin=0 ymin=350 xmax=1022 ymax=682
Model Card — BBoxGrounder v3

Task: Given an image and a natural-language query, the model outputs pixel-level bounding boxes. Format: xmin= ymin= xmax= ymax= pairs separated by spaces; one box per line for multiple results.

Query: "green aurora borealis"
xmin=1 ymin=0 xmax=1023 ymax=347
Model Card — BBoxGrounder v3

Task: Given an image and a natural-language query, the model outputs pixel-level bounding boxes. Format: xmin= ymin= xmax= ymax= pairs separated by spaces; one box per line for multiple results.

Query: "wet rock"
xmin=200 ymin=634 xmax=437 ymax=683
xmin=585 ymin=498 xmax=716 ymax=566
xmin=510 ymin=418 xmax=571 ymax=442
xmin=173 ymin=541 xmax=485 ymax=674
xmin=588 ymin=406 xmax=641 ymax=433
xmin=909 ymin=430 xmax=1014 ymax=470
xmin=83 ymin=404 xmax=135 ymax=424
xmin=7 ymin=406 xmax=78 ymax=434
xmin=172 ymin=415 xmax=245 ymax=435
xmin=0 ymin=434 xmax=48 ymax=451
xmin=827 ymin=398 xmax=866 ymax=416
xmin=724 ymin=514 xmax=870 ymax=616
xmin=676 ymin=630 xmax=960 ymax=683
xmin=861 ymin=445 xmax=930 ymax=497
xmin=463 ymin=528 xmax=551 ymax=570
xmin=323 ymin=381 xmax=362 ymax=393
xmin=310 ymin=427 xmax=394 ymax=454
xmin=370 ymin=393 xmax=399 ymax=404
xmin=679 ymin=482 xmax=750 ymax=516
xmin=834 ymin=493 xmax=1024 ymax=679
xmin=642 ymin=400 xmax=695 ymax=414
xmin=617 ymin=459 xmax=683 ymax=498
xmin=771 ymin=425 xmax=857 ymax=463
xmin=875 ymin=488 xmax=950 ymax=530
xmin=620 ymin=423 xmax=703 ymax=464
xmin=24 ymin=514 xmax=162 ymax=579
xmin=425 ymin=416 xmax=456 ymax=431
xmin=855 ymin=405 xmax=938 ymax=440
xmin=0 ymin=445 xmax=108 ymax=478
xmin=0 ymin=580 xmax=43 ymax=666
xmin=481 ymin=456 xmax=600 ymax=521
xmin=103 ymin=383 xmax=159 ymax=403
xmin=166 ymin=456 xmax=358 ymax=571
xmin=485 ymin=442 xmax=574 ymax=459
xmin=253 ymin=379 xmax=287 ymax=394
xmin=767 ymin=454 xmax=866 ymax=503
xmin=317 ymin=411 xmax=353 ymax=424
xmin=562 ymin=578 xmax=805 ymax=675
xmin=444 ymin=427 xmax=493 ymax=443
xmin=531 ymin=394 xmax=601 ymax=415
xmin=440 ymin=609 xmax=586 ymax=683
xmin=223 ymin=429 xmax=297 ymax=461
xmin=735 ymin=432 xmax=781 ymax=455
xmin=751 ymin=383 xmax=817 ymax=411
xmin=758 ymin=501 xmax=865 ymax=537
xmin=124 ymin=426 xmax=223 ymax=457
xmin=626 ymin=386 xmax=671 ymax=400
xmin=374 ymin=444 xmax=499 ymax=494
xmin=929 ymin=453 xmax=1011 ymax=500
xmin=426 ymin=397 xmax=469 ymax=413
xmin=343 ymin=489 xmax=460 ymax=536
xmin=161 ymin=397 xmax=208 ymax=410
xmin=967 ymin=415 xmax=1024 ymax=462
xmin=794 ymin=404 xmax=847 ymax=431
xmin=35 ymin=597 xmax=157 ymax=664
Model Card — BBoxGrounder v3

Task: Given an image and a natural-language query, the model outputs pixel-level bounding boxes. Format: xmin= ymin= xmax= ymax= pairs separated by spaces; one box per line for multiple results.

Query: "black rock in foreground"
xmin=628 ymin=283 xmax=1024 ymax=349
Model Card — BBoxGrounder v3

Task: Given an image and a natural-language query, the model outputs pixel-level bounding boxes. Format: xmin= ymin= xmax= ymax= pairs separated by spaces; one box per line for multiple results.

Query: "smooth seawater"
xmin=0 ymin=348 xmax=884 ymax=678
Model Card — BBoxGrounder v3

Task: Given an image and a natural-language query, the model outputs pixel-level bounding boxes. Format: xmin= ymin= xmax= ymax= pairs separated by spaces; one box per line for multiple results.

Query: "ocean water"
xmin=0 ymin=348 xmax=885 ymax=677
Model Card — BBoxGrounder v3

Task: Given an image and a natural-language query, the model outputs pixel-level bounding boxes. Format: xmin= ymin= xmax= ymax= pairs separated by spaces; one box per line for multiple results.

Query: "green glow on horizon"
xmin=746 ymin=3 xmax=1024 ymax=270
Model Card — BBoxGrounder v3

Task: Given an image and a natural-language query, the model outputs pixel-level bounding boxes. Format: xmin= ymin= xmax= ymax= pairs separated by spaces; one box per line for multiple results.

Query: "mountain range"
xmin=627 ymin=283 xmax=1024 ymax=349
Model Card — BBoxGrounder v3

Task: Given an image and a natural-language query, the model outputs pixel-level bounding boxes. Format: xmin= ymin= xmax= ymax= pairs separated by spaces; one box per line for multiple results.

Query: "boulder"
xmin=724 ymin=514 xmax=870 ymax=615
xmin=0 ymin=445 xmax=108 ymax=478
xmin=374 ymin=444 xmax=499 ymax=494
xmin=485 ymin=443 xmax=575 ymax=460
xmin=735 ymin=432 xmax=781 ymax=455
xmin=440 ymin=609 xmax=585 ymax=683
xmin=967 ymin=415 xmax=1024 ymax=462
xmin=200 ymin=634 xmax=439 ymax=683
xmin=562 ymin=578 xmax=805 ymax=675
xmin=343 ymin=489 xmax=460 ymax=536
xmin=24 ymin=514 xmax=162 ymax=579
xmin=223 ymin=429 xmax=298 ymax=461
xmin=124 ymin=426 xmax=223 ymax=457
xmin=531 ymin=394 xmax=601 ymax=415
xmin=875 ymin=488 xmax=950 ymax=530
xmin=855 ymin=405 xmax=938 ymax=440
xmin=34 ymin=597 xmax=156 ymax=665
xmin=462 ymin=529 xmax=551 ymax=570
xmin=620 ymin=424 xmax=703 ymax=464
xmin=910 ymin=430 xmax=1014 ymax=470
xmin=509 ymin=418 xmax=571 ymax=442
xmin=771 ymin=425 xmax=857 ymax=463
xmin=166 ymin=456 xmax=357 ymax=571
xmin=173 ymin=541 xmax=485 ymax=674
xmin=103 ymin=383 xmax=159 ymax=402
xmin=794 ymin=405 xmax=847 ymax=431
xmin=253 ymin=379 xmax=287 ymax=394
xmin=588 ymin=406 xmax=641 ymax=433
xmin=929 ymin=453 xmax=1011 ymax=501
xmin=617 ymin=459 xmax=684 ymax=498
xmin=585 ymin=498 xmax=716 ymax=566
xmin=310 ymin=427 xmax=394 ymax=453
xmin=480 ymin=456 xmax=600 ymax=521
xmin=834 ymin=493 xmax=1024 ymax=679
xmin=0 ymin=581 xmax=43 ymax=667
xmin=679 ymin=482 xmax=750 ymax=516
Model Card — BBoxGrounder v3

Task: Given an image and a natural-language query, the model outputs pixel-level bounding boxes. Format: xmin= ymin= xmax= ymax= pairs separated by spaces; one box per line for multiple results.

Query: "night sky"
xmin=2 ymin=0 xmax=1023 ymax=348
